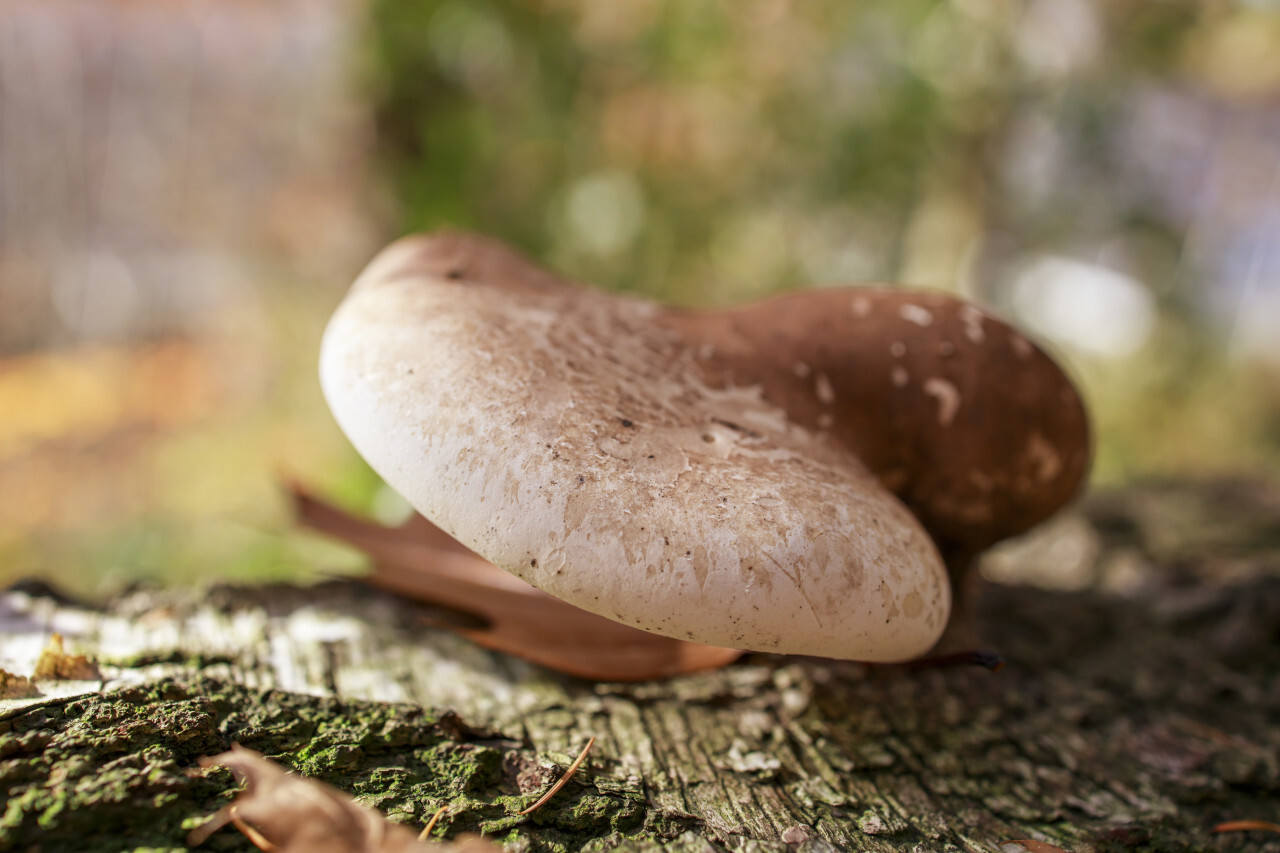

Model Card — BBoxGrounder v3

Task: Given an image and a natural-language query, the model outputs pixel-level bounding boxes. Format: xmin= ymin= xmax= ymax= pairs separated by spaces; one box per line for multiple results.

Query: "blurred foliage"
xmin=0 ymin=0 xmax=381 ymax=595
xmin=364 ymin=0 xmax=1280 ymax=483
xmin=4 ymin=0 xmax=1280 ymax=595
xmin=0 ymin=287 xmax=379 ymax=594
xmin=365 ymin=0 xmax=1178 ymax=294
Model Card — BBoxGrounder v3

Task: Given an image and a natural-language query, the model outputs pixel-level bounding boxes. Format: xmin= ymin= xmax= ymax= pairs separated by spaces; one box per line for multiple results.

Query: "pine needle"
xmin=229 ymin=807 xmax=278 ymax=852
xmin=998 ymin=841 xmax=1068 ymax=853
xmin=419 ymin=805 xmax=449 ymax=841
xmin=1214 ymin=820 xmax=1280 ymax=834
xmin=518 ymin=736 xmax=596 ymax=816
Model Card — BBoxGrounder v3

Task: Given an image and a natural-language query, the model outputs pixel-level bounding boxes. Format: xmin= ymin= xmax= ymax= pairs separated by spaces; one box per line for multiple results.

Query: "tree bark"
xmin=2 ymin=479 xmax=1278 ymax=852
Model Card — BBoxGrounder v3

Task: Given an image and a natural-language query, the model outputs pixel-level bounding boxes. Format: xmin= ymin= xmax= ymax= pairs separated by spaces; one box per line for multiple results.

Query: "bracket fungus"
xmin=318 ymin=230 xmax=1089 ymax=668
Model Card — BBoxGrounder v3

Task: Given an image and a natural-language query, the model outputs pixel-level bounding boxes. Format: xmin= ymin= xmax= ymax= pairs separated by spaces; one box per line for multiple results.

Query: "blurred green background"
xmin=2 ymin=0 xmax=1279 ymax=596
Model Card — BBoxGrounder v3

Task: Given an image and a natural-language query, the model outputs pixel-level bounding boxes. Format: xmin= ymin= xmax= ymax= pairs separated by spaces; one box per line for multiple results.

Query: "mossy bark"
xmin=2 ymin=480 xmax=1279 ymax=852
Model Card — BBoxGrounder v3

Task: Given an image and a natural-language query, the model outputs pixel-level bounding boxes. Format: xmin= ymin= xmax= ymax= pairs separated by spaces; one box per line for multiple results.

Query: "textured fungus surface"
xmin=665 ymin=287 xmax=1091 ymax=556
xmin=321 ymin=234 xmax=950 ymax=661
xmin=321 ymin=230 xmax=1093 ymax=662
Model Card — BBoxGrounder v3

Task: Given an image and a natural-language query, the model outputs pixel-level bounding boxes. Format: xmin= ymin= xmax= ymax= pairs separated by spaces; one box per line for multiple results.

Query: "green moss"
xmin=566 ymin=793 xmax=635 ymax=834
xmin=2 ymin=683 xmax=245 ymax=852
xmin=0 ymin=676 xmax=664 ymax=852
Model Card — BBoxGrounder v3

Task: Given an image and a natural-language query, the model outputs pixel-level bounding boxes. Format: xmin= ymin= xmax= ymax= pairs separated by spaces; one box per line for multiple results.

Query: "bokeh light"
xmin=2 ymin=0 xmax=1279 ymax=594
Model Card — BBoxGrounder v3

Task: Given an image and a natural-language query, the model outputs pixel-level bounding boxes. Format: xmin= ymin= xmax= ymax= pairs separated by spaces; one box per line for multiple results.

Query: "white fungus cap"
xmin=320 ymin=232 xmax=950 ymax=662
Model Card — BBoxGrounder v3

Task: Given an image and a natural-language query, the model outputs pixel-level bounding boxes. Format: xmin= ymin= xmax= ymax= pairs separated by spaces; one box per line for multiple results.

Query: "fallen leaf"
xmin=291 ymin=485 xmax=741 ymax=681
xmin=191 ymin=746 xmax=501 ymax=852
xmin=1214 ymin=820 xmax=1280 ymax=834
xmin=0 ymin=668 xmax=40 ymax=699
xmin=32 ymin=633 xmax=102 ymax=681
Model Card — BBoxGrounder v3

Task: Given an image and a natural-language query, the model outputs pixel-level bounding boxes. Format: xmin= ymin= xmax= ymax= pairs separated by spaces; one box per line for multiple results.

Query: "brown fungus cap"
xmin=660 ymin=290 xmax=1092 ymax=558
xmin=321 ymin=232 xmax=952 ymax=662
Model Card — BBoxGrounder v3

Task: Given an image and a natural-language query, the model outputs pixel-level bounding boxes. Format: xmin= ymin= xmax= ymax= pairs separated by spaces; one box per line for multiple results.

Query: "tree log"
xmin=2 ymin=479 xmax=1278 ymax=852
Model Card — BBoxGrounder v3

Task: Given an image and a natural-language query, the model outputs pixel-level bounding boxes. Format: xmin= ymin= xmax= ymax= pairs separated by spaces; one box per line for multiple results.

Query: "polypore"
xmin=320 ymin=231 xmax=1090 ymax=664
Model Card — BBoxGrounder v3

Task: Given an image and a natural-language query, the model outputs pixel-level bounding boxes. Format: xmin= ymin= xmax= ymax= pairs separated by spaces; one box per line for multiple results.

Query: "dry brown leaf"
xmin=32 ymin=633 xmax=102 ymax=681
xmin=1214 ymin=820 xmax=1280 ymax=834
xmin=292 ymin=485 xmax=741 ymax=681
xmin=999 ymin=841 xmax=1070 ymax=853
xmin=0 ymin=668 xmax=40 ymax=699
xmin=191 ymin=746 xmax=502 ymax=852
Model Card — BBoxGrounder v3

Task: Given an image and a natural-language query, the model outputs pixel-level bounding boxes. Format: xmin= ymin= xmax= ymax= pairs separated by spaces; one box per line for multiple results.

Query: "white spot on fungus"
xmin=1025 ymin=431 xmax=1063 ymax=482
xmin=899 ymin=304 xmax=934 ymax=327
xmin=793 ymin=361 xmax=811 ymax=378
xmin=960 ymin=306 xmax=986 ymax=343
xmin=699 ymin=343 xmax=717 ymax=361
xmin=890 ymin=341 xmax=906 ymax=358
xmin=891 ymin=367 xmax=909 ymax=388
xmin=923 ymin=377 xmax=961 ymax=426
xmin=938 ymin=341 xmax=955 ymax=357
xmin=1010 ymin=334 xmax=1033 ymax=359
xmin=817 ymin=412 xmax=835 ymax=429
xmin=851 ymin=296 xmax=873 ymax=318
xmin=815 ymin=373 xmax=836 ymax=405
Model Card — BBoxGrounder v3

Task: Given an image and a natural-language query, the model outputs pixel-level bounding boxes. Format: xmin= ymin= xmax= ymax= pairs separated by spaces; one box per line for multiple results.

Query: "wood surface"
xmin=2 ymin=480 xmax=1278 ymax=852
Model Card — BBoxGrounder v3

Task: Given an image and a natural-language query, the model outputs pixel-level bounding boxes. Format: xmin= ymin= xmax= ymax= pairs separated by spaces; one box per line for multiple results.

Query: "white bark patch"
xmin=923 ymin=377 xmax=961 ymax=426
xmin=851 ymin=296 xmax=873 ymax=318
xmin=899 ymin=304 xmax=934 ymax=327
xmin=814 ymin=373 xmax=836 ymax=405
xmin=891 ymin=367 xmax=909 ymax=388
